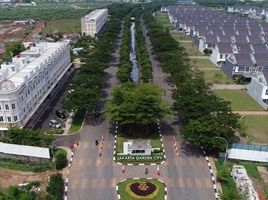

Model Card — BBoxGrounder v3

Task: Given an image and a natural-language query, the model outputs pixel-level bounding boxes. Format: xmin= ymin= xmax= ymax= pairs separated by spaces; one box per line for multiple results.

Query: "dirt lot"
xmin=0 ymin=21 xmax=33 ymax=42
xmin=0 ymin=167 xmax=52 ymax=190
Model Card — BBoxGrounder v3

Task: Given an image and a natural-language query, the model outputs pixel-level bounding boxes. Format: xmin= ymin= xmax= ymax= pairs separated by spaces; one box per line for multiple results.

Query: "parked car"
xmin=55 ymin=110 xmax=66 ymax=119
xmin=49 ymin=119 xmax=61 ymax=129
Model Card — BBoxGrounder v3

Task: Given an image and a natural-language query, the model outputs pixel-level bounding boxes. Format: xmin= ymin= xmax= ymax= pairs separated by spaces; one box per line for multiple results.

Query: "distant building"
xmin=81 ymin=9 xmax=108 ymax=37
xmin=0 ymin=0 xmax=12 ymax=7
xmin=121 ymin=140 xmax=160 ymax=156
xmin=0 ymin=142 xmax=50 ymax=163
xmin=231 ymin=165 xmax=259 ymax=200
xmin=0 ymin=42 xmax=71 ymax=130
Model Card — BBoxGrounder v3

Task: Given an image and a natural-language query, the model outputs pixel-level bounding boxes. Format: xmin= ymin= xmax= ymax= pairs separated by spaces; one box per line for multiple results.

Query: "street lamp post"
xmin=214 ymin=136 xmax=228 ymax=163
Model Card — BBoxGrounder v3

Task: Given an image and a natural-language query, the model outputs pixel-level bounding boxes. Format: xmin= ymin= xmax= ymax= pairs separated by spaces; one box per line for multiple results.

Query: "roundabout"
xmin=117 ymin=178 xmax=166 ymax=200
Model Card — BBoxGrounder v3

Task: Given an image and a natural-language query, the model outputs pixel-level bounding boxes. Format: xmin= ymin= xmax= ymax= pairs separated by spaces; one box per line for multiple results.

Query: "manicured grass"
xmin=43 ymin=19 xmax=81 ymax=34
xmin=179 ymin=41 xmax=204 ymax=56
xmin=214 ymin=90 xmax=263 ymax=111
xmin=154 ymin=12 xmax=172 ymax=29
xmin=189 ymin=58 xmax=218 ymax=69
xmin=68 ymin=110 xmax=86 ymax=134
xmin=243 ymin=115 xmax=268 ymax=143
xmin=202 ymin=70 xmax=233 ymax=84
xmin=170 ymin=30 xmax=191 ymax=41
xmin=118 ymin=178 xmax=165 ymax=200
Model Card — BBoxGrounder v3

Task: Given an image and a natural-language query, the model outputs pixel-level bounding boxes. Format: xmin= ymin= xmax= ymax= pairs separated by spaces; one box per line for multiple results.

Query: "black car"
xmin=93 ymin=109 xmax=101 ymax=118
xmin=55 ymin=110 xmax=66 ymax=119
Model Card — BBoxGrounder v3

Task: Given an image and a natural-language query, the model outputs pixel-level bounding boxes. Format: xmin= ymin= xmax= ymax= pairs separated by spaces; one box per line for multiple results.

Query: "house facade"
xmin=81 ymin=9 xmax=108 ymax=37
xmin=0 ymin=42 xmax=71 ymax=130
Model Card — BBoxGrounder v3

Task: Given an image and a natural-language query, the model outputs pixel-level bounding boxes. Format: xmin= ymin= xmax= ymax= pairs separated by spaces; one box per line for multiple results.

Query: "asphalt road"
xmin=66 ymin=19 xmax=215 ymax=200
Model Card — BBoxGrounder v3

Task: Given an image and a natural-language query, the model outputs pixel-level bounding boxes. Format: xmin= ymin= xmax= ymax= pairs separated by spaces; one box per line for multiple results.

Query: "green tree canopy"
xmin=105 ymin=83 xmax=171 ymax=126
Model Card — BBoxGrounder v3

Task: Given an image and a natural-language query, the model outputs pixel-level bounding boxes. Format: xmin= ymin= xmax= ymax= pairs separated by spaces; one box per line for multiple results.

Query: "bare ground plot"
xmin=202 ymin=70 xmax=233 ymax=84
xmin=243 ymin=115 xmax=268 ymax=144
xmin=214 ymin=89 xmax=263 ymax=111
xmin=42 ymin=19 xmax=80 ymax=34
xmin=0 ymin=167 xmax=53 ymax=189
xmin=189 ymin=58 xmax=218 ymax=69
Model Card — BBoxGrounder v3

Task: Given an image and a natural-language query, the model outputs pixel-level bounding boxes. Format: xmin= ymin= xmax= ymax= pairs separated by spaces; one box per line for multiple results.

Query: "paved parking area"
xmin=25 ymin=67 xmax=75 ymax=131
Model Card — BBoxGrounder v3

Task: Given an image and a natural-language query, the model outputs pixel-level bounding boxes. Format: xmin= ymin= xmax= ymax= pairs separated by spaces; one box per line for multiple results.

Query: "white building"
xmin=0 ymin=42 xmax=71 ymax=130
xmin=231 ymin=165 xmax=259 ymax=200
xmin=0 ymin=142 xmax=50 ymax=163
xmin=81 ymin=9 xmax=108 ymax=37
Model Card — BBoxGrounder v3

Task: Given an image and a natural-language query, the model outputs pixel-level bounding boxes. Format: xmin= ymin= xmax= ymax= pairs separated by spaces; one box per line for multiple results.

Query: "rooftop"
xmin=0 ymin=142 xmax=50 ymax=159
xmin=0 ymin=42 xmax=68 ymax=92
xmin=83 ymin=9 xmax=108 ymax=21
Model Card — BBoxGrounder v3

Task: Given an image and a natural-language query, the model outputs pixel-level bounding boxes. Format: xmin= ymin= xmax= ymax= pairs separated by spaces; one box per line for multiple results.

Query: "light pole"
xmin=214 ymin=136 xmax=228 ymax=163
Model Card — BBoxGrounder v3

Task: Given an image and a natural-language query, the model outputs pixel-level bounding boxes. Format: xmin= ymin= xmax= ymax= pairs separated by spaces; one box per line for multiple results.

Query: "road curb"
xmin=63 ymin=146 xmax=78 ymax=200
xmin=116 ymin=178 xmax=167 ymax=200
xmin=201 ymin=147 xmax=219 ymax=200
xmin=113 ymin=121 xmax=166 ymax=166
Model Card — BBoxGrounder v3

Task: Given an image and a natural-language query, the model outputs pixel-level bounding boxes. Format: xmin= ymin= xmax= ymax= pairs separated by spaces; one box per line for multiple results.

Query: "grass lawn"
xmin=68 ymin=110 xmax=86 ymax=134
xmin=43 ymin=19 xmax=80 ymax=34
xmin=243 ymin=115 xmax=268 ymax=143
xmin=154 ymin=12 xmax=172 ymax=29
xmin=214 ymin=90 xmax=263 ymax=111
xmin=170 ymin=30 xmax=191 ymax=41
xmin=202 ymin=70 xmax=232 ymax=84
xmin=0 ymin=160 xmax=54 ymax=172
xmin=179 ymin=41 xmax=204 ymax=56
xmin=189 ymin=58 xmax=218 ymax=69
xmin=118 ymin=178 xmax=165 ymax=200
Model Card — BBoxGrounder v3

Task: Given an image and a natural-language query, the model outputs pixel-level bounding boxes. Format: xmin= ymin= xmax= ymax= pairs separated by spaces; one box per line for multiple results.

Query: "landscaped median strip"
xmin=116 ymin=178 xmax=167 ymax=200
xmin=113 ymin=121 xmax=166 ymax=166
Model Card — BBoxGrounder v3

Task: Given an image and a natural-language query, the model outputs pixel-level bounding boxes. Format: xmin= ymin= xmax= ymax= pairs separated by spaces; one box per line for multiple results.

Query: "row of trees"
xmin=143 ymin=7 xmax=241 ymax=151
xmin=117 ymin=16 xmax=132 ymax=83
xmin=63 ymin=4 xmax=135 ymax=113
xmin=1 ymin=128 xmax=53 ymax=148
xmin=135 ymin=15 xmax=153 ymax=83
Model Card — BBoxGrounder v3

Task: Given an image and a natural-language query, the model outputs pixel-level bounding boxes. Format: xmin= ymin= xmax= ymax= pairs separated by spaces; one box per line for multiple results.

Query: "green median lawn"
xmin=243 ymin=115 xmax=268 ymax=143
xmin=214 ymin=90 xmax=263 ymax=111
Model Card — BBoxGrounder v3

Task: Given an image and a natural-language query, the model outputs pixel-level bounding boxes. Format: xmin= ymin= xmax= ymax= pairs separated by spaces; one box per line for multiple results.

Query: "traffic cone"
xmin=157 ymin=165 xmax=160 ymax=176
xmin=122 ymin=165 xmax=125 ymax=173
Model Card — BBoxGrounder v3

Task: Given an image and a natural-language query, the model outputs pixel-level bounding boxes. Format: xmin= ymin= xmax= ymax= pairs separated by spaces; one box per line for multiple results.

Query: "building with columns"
xmin=0 ymin=42 xmax=71 ymax=130
xmin=81 ymin=9 xmax=108 ymax=37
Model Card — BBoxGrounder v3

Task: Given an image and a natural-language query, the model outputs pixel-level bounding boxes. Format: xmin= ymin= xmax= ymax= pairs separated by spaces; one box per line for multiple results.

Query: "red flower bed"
xmin=130 ymin=182 xmax=157 ymax=196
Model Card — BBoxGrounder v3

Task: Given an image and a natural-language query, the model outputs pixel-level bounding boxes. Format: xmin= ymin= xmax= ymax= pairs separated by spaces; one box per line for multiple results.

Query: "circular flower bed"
xmin=118 ymin=178 xmax=165 ymax=200
xmin=130 ymin=182 xmax=157 ymax=196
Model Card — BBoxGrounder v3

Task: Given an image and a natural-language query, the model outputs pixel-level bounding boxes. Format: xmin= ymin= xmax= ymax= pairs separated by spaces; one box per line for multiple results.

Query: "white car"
xmin=49 ymin=119 xmax=61 ymax=129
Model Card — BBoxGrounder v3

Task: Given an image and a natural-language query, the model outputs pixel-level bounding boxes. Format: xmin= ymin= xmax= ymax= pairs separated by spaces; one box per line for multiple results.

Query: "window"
xmin=14 ymin=116 xmax=17 ymax=121
xmin=266 ymin=90 xmax=268 ymax=95
xmin=0 ymin=116 xmax=3 ymax=122
xmin=0 ymin=105 xmax=1 ymax=110
xmin=220 ymin=54 xmax=223 ymax=59
xmin=11 ymin=103 xmax=15 ymax=109
xmin=7 ymin=117 xmax=11 ymax=122
xmin=5 ymin=104 xmax=9 ymax=110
